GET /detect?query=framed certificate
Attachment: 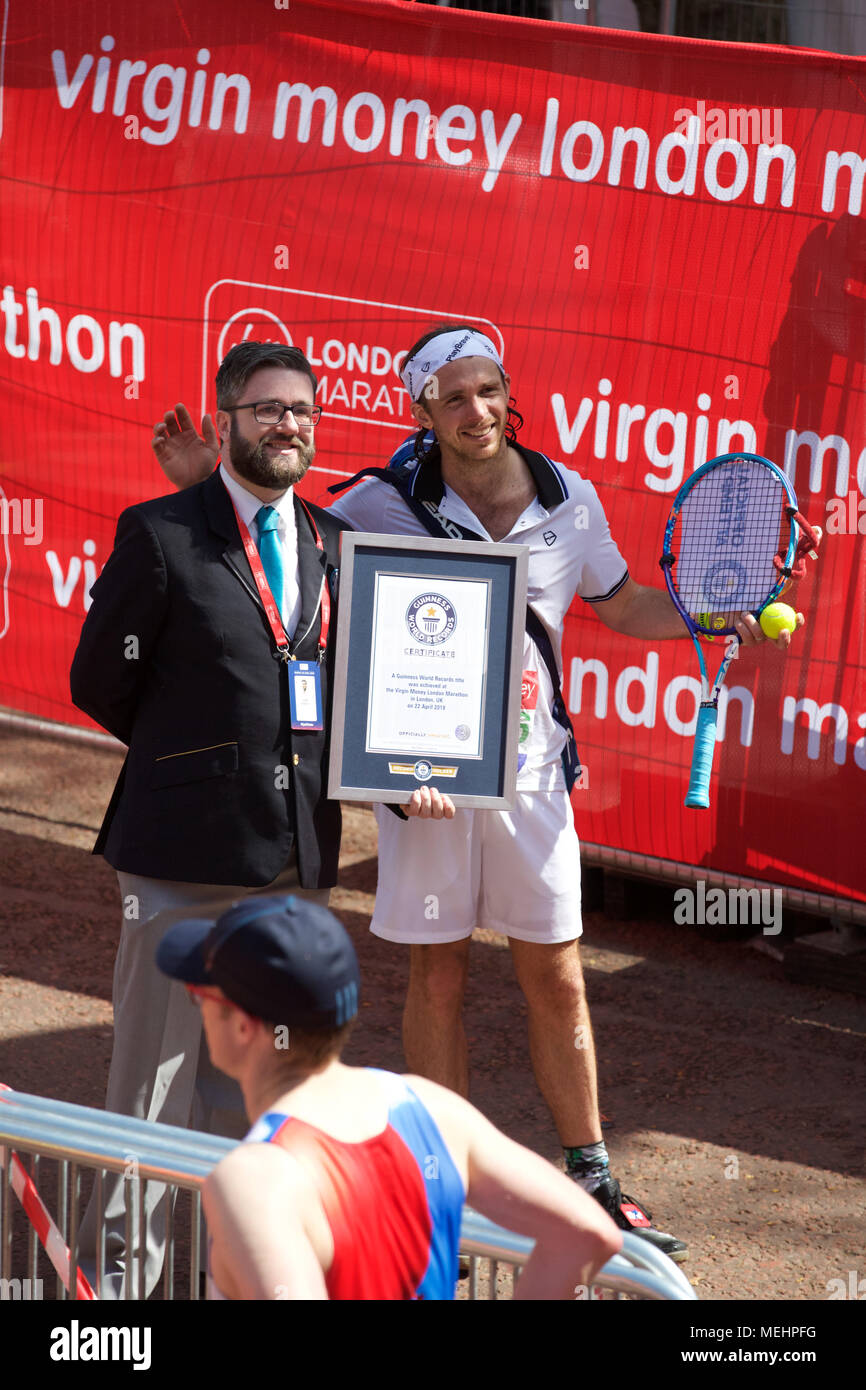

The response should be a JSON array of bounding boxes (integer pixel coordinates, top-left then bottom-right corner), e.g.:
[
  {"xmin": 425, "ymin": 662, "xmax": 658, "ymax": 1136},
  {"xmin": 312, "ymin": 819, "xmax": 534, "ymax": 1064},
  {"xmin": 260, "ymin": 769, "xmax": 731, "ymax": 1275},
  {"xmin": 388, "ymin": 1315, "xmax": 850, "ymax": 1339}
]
[{"xmin": 329, "ymin": 533, "xmax": 529, "ymax": 809}]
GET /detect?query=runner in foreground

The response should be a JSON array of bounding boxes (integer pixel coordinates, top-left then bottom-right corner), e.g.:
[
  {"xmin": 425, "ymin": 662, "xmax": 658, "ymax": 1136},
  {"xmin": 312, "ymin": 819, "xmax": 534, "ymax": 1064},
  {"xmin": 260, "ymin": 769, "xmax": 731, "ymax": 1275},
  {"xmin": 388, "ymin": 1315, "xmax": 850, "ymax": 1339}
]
[{"xmin": 156, "ymin": 893, "xmax": 622, "ymax": 1300}]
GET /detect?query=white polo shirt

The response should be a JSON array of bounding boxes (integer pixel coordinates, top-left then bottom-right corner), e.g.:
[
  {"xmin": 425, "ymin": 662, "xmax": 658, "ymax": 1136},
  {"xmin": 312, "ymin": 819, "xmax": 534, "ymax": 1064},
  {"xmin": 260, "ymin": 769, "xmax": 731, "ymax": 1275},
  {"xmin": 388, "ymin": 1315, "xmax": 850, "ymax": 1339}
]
[{"xmin": 328, "ymin": 443, "xmax": 628, "ymax": 790}]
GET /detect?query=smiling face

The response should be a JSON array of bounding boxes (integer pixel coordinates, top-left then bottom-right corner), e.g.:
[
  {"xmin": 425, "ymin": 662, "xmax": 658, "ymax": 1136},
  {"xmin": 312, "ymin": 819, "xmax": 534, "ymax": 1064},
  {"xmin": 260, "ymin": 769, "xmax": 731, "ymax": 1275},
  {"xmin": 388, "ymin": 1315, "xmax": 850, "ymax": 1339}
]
[
  {"xmin": 411, "ymin": 357, "xmax": 511, "ymax": 466},
  {"xmin": 217, "ymin": 366, "xmax": 316, "ymax": 494}
]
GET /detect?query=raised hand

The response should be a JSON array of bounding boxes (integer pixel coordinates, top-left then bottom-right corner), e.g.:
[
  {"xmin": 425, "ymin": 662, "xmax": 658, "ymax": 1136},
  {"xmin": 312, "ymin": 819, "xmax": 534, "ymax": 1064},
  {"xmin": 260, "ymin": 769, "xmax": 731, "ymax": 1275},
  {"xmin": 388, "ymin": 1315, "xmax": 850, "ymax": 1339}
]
[{"xmin": 152, "ymin": 404, "xmax": 220, "ymax": 491}]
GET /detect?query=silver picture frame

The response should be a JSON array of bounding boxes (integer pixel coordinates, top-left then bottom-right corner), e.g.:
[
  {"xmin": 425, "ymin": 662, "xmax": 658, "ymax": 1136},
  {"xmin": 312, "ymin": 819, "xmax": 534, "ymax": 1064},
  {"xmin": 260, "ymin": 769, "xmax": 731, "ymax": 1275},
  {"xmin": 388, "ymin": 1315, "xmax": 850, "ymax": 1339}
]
[{"xmin": 329, "ymin": 532, "xmax": 529, "ymax": 809}]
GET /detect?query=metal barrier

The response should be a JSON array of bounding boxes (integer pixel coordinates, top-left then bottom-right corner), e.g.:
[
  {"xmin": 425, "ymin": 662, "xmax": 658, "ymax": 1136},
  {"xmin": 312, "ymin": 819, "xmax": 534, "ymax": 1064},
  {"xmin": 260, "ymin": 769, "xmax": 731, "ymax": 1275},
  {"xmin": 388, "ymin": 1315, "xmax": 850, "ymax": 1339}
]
[
  {"xmin": 459, "ymin": 1206, "xmax": 696, "ymax": 1300},
  {"xmin": 0, "ymin": 1089, "xmax": 227, "ymax": 1301},
  {"xmin": 0, "ymin": 1089, "xmax": 696, "ymax": 1301}
]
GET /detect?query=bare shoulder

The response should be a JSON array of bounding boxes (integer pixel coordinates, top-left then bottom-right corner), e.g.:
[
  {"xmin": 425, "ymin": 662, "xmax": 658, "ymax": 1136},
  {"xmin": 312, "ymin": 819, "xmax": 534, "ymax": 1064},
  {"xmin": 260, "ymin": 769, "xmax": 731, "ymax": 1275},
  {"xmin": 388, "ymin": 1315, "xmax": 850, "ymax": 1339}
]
[
  {"xmin": 204, "ymin": 1142, "xmax": 332, "ymax": 1298},
  {"xmin": 205, "ymin": 1141, "xmax": 313, "ymax": 1201}
]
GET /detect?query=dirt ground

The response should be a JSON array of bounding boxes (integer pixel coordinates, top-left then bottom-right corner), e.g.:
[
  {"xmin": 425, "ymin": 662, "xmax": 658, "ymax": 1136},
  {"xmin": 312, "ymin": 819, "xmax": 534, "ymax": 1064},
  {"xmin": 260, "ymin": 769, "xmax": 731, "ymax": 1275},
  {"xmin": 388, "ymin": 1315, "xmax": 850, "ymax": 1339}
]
[{"xmin": 0, "ymin": 722, "xmax": 863, "ymax": 1304}]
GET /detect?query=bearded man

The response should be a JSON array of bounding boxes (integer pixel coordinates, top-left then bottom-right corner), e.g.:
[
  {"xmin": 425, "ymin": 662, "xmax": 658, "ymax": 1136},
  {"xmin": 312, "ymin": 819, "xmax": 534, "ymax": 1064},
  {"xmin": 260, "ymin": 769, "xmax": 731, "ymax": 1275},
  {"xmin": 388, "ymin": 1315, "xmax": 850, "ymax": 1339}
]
[{"xmin": 70, "ymin": 342, "xmax": 347, "ymax": 1298}]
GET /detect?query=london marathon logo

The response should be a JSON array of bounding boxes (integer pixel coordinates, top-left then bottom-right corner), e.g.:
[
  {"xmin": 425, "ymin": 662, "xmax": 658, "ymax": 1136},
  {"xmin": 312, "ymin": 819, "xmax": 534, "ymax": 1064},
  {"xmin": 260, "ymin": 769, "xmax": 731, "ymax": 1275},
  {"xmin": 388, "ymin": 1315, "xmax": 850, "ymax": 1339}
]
[{"xmin": 406, "ymin": 593, "xmax": 457, "ymax": 645}]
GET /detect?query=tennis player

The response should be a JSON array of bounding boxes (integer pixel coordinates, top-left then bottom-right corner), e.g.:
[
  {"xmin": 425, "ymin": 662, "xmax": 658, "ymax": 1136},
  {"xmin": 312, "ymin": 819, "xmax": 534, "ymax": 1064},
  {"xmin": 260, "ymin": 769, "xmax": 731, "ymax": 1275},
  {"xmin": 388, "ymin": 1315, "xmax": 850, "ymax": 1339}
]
[{"xmin": 156, "ymin": 894, "xmax": 623, "ymax": 1300}]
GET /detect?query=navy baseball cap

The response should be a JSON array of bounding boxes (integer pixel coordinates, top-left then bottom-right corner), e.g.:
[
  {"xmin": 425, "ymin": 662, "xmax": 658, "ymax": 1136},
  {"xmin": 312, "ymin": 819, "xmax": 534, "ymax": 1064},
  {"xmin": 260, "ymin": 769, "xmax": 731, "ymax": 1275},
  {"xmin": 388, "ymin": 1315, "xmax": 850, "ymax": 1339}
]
[{"xmin": 156, "ymin": 894, "xmax": 361, "ymax": 1028}]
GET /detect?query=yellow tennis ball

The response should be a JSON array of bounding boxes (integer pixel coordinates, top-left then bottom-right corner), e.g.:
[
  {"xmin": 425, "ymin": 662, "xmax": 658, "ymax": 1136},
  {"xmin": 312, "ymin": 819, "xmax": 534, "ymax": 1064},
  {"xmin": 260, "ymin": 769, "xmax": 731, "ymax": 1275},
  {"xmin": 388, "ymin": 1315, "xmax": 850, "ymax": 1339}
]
[{"xmin": 759, "ymin": 602, "xmax": 797, "ymax": 638}]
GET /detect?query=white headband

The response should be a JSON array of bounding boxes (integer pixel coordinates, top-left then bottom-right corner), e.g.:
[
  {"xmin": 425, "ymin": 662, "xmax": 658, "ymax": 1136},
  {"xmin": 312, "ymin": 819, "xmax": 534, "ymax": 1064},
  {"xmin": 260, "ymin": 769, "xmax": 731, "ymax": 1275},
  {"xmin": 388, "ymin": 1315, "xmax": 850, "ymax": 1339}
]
[{"xmin": 400, "ymin": 328, "xmax": 504, "ymax": 402}]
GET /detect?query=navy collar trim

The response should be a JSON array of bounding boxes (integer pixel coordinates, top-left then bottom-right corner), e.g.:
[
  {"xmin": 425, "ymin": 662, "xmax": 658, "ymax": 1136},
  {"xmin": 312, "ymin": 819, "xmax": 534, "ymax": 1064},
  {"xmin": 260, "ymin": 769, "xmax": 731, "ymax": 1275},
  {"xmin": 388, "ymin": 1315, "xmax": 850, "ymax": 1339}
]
[{"xmin": 407, "ymin": 440, "xmax": 569, "ymax": 511}]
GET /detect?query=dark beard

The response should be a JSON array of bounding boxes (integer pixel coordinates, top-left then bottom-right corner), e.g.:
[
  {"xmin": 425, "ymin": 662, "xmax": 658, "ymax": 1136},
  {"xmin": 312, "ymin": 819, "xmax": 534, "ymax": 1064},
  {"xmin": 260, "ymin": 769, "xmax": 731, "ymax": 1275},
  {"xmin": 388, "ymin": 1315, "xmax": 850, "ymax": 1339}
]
[{"xmin": 228, "ymin": 415, "xmax": 315, "ymax": 490}]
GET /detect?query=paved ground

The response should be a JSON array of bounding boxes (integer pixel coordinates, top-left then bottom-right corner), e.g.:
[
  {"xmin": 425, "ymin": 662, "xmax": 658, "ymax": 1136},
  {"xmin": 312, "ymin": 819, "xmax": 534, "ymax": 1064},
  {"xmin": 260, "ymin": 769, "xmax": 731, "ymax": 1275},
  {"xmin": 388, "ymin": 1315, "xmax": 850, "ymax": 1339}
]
[{"xmin": 0, "ymin": 723, "xmax": 863, "ymax": 1303}]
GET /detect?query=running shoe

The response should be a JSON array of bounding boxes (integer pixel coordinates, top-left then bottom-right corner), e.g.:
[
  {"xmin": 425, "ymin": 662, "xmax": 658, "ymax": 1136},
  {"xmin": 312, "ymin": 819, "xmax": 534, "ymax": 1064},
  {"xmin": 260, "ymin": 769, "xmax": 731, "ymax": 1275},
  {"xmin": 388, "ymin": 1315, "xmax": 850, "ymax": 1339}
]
[{"xmin": 590, "ymin": 1177, "xmax": 688, "ymax": 1262}]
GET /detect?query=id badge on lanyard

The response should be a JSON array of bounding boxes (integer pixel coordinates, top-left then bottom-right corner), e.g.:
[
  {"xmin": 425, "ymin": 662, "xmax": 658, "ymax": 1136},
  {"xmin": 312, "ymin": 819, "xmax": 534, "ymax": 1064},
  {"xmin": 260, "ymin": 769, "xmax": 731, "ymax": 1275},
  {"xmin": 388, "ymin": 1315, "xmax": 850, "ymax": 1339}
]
[{"xmin": 288, "ymin": 660, "xmax": 323, "ymax": 730}]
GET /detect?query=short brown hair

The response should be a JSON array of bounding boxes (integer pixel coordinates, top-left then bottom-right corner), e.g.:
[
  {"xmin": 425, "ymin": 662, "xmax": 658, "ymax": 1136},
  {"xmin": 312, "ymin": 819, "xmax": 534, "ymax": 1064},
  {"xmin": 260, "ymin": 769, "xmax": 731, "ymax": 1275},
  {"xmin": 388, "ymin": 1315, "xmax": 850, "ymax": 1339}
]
[
  {"xmin": 268, "ymin": 1017, "xmax": 357, "ymax": 1070},
  {"xmin": 215, "ymin": 341, "xmax": 317, "ymax": 409}
]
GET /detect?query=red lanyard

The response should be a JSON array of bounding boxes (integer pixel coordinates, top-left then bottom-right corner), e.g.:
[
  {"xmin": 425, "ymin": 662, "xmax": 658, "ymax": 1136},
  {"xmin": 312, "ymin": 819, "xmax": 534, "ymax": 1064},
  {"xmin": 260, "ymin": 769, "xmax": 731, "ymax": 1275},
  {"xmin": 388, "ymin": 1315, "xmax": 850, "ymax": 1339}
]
[{"xmin": 226, "ymin": 490, "xmax": 330, "ymax": 658}]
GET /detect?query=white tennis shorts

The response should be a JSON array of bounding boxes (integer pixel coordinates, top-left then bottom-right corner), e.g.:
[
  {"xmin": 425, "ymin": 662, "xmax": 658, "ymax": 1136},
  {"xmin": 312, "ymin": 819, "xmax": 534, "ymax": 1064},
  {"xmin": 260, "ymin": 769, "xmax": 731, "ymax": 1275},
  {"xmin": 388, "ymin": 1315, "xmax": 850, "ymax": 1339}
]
[{"xmin": 370, "ymin": 789, "xmax": 582, "ymax": 945}]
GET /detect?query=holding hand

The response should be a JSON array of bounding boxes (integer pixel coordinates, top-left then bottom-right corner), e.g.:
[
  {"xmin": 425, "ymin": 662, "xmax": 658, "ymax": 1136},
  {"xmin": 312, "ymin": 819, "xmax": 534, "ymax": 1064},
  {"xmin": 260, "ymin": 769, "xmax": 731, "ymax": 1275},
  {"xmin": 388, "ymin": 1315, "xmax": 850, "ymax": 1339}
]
[
  {"xmin": 152, "ymin": 404, "xmax": 220, "ymax": 490},
  {"xmin": 405, "ymin": 786, "xmax": 456, "ymax": 819},
  {"xmin": 733, "ymin": 523, "xmax": 822, "ymax": 651},
  {"xmin": 733, "ymin": 608, "xmax": 803, "ymax": 650}
]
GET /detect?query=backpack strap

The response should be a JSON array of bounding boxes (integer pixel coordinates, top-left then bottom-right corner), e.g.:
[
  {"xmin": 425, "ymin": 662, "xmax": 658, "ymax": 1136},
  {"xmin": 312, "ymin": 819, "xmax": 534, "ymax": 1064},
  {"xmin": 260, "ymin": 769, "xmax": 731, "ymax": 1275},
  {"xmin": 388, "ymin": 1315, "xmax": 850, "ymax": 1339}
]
[{"xmin": 523, "ymin": 609, "xmax": 582, "ymax": 793}]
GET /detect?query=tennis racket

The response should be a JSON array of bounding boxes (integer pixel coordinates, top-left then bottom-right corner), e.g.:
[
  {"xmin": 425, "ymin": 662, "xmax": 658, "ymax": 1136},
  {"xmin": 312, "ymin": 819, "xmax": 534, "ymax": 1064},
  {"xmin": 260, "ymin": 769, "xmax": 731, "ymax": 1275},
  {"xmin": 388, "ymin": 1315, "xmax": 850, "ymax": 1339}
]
[{"xmin": 660, "ymin": 452, "xmax": 817, "ymax": 809}]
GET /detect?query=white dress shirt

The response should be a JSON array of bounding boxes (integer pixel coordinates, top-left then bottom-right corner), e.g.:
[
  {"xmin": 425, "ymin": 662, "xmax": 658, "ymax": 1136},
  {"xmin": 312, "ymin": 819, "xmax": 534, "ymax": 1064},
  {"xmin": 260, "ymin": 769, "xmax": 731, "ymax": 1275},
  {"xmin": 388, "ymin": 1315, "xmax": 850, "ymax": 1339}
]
[{"xmin": 219, "ymin": 463, "xmax": 302, "ymax": 637}]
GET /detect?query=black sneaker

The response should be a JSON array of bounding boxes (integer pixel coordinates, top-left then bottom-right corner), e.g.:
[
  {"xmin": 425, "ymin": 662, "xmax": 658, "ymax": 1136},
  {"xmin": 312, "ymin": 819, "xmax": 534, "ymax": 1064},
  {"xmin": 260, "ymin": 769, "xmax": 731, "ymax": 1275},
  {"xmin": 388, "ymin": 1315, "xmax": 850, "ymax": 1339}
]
[{"xmin": 590, "ymin": 1177, "xmax": 688, "ymax": 1263}]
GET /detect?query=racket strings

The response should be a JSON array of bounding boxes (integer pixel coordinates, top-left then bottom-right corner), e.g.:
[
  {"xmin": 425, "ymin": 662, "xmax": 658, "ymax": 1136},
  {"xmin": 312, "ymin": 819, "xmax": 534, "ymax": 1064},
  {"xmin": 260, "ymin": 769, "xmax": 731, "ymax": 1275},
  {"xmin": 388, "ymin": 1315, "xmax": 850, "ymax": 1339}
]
[{"xmin": 669, "ymin": 460, "xmax": 790, "ymax": 634}]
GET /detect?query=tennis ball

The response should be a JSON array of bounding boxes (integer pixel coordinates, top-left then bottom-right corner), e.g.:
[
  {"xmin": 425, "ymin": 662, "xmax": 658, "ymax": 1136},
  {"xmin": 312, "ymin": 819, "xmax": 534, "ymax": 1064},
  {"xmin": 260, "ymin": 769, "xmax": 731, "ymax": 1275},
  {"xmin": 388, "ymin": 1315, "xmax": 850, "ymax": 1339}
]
[{"xmin": 759, "ymin": 602, "xmax": 797, "ymax": 638}]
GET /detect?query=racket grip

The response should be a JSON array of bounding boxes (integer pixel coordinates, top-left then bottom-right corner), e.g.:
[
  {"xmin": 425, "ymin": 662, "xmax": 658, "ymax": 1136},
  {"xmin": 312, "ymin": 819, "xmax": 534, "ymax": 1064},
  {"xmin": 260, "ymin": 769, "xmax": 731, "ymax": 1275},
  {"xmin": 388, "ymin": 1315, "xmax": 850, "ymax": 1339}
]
[{"xmin": 685, "ymin": 704, "xmax": 718, "ymax": 809}]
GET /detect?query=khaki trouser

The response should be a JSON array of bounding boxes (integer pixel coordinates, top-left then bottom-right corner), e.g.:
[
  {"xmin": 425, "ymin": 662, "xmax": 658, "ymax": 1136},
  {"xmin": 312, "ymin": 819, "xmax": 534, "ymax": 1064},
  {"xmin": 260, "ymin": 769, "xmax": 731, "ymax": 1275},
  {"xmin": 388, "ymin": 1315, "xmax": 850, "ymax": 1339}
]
[{"xmin": 77, "ymin": 859, "xmax": 329, "ymax": 1300}]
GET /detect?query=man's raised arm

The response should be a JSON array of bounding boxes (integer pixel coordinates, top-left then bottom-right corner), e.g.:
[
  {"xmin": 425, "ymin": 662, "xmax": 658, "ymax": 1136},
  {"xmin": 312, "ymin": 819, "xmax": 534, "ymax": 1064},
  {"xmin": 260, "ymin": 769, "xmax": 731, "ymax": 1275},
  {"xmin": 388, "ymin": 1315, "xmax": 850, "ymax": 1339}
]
[
  {"xmin": 152, "ymin": 404, "xmax": 219, "ymax": 490},
  {"xmin": 408, "ymin": 1076, "xmax": 622, "ymax": 1300}
]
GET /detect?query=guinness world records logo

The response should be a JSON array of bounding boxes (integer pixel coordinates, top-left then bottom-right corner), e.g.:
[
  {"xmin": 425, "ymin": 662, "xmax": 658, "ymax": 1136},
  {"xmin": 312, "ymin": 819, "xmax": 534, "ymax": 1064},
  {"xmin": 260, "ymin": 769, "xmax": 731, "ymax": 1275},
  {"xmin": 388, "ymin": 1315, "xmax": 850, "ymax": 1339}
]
[{"xmin": 406, "ymin": 593, "xmax": 457, "ymax": 645}]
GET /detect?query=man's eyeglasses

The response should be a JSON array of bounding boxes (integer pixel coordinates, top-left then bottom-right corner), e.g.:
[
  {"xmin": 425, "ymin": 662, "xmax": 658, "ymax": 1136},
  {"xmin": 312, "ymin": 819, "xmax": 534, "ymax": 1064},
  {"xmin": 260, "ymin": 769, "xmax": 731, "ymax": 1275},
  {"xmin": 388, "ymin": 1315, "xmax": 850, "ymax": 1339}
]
[{"xmin": 223, "ymin": 401, "xmax": 322, "ymax": 428}]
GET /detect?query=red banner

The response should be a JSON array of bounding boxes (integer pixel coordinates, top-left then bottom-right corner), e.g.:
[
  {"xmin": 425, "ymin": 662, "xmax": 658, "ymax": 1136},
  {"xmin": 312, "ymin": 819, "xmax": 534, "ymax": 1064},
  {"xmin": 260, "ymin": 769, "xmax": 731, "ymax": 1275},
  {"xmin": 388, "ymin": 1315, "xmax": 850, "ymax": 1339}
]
[{"xmin": 1, "ymin": 1, "xmax": 864, "ymax": 906}]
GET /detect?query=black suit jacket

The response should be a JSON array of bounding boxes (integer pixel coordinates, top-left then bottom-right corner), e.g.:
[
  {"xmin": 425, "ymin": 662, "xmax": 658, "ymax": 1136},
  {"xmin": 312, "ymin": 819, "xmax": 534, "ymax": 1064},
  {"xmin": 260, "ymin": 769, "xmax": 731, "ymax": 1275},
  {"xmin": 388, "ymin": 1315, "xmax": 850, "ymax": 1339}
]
[{"xmin": 70, "ymin": 471, "xmax": 348, "ymax": 888}]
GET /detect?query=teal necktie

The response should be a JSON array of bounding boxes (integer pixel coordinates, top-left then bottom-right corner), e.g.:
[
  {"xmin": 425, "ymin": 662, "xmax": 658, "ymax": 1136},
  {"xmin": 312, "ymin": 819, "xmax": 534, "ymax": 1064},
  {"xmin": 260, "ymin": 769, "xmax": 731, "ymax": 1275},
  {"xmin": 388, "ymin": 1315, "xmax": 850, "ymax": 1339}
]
[{"xmin": 255, "ymin": 505, "xmax": 285, "ymax": 620}]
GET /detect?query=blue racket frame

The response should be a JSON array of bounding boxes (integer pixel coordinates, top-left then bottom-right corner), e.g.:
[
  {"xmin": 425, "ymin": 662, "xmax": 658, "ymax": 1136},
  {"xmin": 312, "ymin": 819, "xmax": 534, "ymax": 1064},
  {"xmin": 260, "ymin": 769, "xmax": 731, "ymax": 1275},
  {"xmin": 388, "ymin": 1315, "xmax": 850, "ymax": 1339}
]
[{"xmin": 660, "ymin": 453, "xmax": 800, "ymax": 809}]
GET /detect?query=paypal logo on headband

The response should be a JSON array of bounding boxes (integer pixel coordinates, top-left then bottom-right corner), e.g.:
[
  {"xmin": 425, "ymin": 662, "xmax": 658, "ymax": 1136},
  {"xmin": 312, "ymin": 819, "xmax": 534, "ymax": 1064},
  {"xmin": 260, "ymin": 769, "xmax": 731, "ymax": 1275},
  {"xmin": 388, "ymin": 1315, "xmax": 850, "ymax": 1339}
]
[{"xmin": 400, "ymin": 328, "xmax": 504, "ymax": 402}]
